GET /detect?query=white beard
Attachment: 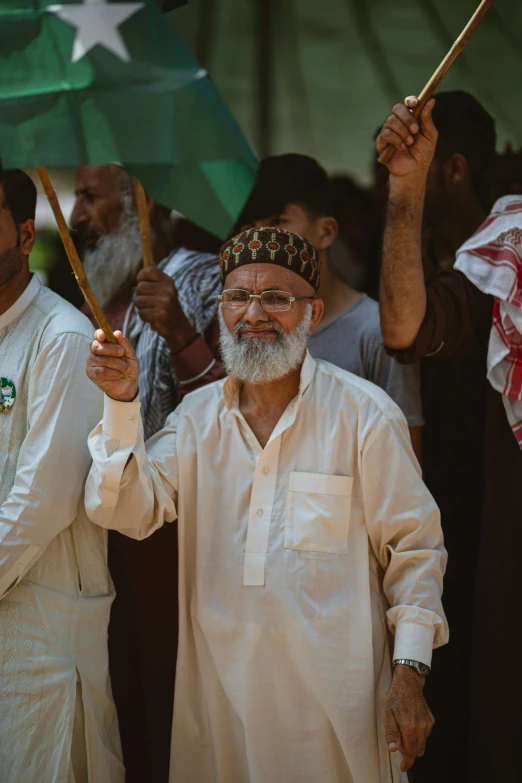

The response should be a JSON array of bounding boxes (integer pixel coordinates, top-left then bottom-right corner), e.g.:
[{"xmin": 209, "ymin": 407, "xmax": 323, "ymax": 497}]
[
  {"xmin": 218, "ymin": 304, "xmax": 313, "ymax": 385},
  {"xmin": 83, "ymin": 207, "xmax": 143, "ymax": 307}
]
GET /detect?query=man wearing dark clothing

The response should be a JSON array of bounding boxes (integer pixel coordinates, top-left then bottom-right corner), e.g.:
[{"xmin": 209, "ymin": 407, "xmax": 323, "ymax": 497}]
[{"xmin": 377, "ymin": 92, "xmax": 522, "ymax": 782}]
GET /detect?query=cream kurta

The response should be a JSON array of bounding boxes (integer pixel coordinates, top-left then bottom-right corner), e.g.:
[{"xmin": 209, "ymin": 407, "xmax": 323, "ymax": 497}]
[
  {"xmin": 0, "ymin": 277, "xmax": 123, "ymax": 783},
  {"xmin": 86, "ymin": 352, "xmax": 448, "ymax": 783}
]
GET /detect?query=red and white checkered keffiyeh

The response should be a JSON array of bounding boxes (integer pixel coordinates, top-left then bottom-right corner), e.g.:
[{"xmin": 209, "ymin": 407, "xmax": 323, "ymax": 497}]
[{"xmin": 455, "ymin": 196, "xmax": 522, "ymax": 449}]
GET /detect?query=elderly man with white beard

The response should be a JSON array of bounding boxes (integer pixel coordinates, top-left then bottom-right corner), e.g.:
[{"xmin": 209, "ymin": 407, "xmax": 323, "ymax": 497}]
[{"xmin": 84, "ymin": 227, "xmax": 448, "ymax": 783}]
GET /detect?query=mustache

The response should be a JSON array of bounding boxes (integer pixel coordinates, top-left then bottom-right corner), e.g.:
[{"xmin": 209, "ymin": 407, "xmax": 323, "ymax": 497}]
[
  {"xmin": 75, "ymin": 224, "xmax": 103, "ymax": 246},
  {"xmin": 233, "ymin": 319, "xmax": 284, "ymax": 338}
]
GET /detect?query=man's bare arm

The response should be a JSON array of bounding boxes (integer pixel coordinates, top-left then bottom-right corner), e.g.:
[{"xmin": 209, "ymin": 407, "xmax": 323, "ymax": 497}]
[
  {"xmin": 381, "ymin": 179, "xmax": 427, "ymax": 348},
  {"xmin": 377, "ymin": 97, "xmax": 439, "ymax": 350}
]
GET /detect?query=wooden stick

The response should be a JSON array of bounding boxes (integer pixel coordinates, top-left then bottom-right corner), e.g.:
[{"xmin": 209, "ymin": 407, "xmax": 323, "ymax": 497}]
[
  {"xmin": 133, "ymin": 178, "xmax": 155, "ymax": 268},
  {"xmin": 378, "ymin": 0, "xmax": 494, "ymax": 165},
  {"xmin": 36, "ymin": 167, "xmax": 116, "ymax": 342}
]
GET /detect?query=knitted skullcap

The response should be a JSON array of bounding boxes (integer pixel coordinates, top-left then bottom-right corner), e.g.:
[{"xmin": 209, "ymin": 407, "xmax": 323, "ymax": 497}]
[{"xmin": 219, "ymin": 227, "xmax": 320, "ymax": 290}]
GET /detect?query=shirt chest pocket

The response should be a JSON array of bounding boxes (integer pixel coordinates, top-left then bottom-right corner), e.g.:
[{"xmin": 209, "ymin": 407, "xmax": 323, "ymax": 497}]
[{"xmin": 284, "ymin": 472, "xmax": 353, "ymax": 554}]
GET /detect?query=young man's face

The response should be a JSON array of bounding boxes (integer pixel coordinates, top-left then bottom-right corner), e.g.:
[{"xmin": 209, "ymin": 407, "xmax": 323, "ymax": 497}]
[{"xmin": 240, "ymin": 203, "xmax": 323, "ymax": 247}]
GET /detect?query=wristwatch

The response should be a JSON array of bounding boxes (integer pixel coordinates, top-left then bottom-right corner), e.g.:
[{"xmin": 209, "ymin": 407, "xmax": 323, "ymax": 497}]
[{"xmin": 393, "ymin": 659, "xmax": 431, "ymax": 677}]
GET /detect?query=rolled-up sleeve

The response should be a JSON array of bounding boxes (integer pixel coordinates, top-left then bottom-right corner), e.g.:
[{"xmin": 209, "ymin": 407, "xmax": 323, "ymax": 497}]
[
  {"xmin": 386, "ymin": 268, "xmax": 492, "ymax": 364},
  {"xmin": 361, "ymin": 406, "xmax": 449, "ymax": 666},
  {"xmin": 86, "ymin": 395, "xmax": 180, "ymax": 540},
  {"xmin": 0, "ymin": 332, "xmax": 103, "ymax": 599}
]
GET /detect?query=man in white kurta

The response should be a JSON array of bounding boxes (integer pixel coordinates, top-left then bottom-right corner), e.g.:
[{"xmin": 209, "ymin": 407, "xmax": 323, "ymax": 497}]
[
  {"xmin": 86, "ymin": 227, "xmax": 448, "ymax": 783},
  {"xmin": 0, "ymin": 169, "xmax": 123, "ymax": 782}
]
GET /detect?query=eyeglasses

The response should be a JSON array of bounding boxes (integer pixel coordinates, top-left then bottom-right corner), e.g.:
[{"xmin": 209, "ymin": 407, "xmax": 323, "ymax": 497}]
[{"xmin": 219, "ymin": 289, "xmax": 316, "ymax": 313}]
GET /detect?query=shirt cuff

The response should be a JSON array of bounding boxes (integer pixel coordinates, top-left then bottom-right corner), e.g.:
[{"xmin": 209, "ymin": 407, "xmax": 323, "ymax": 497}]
[
  {"xmin": 103, "ymin": 393, "xmax": 141, "ymax": 441},
  {"xmin": 393, "ymin": 621, "xmax": 435, "ymax": 668},
  {"xmin": 171, "ymin": 335, "xmax": 215, "ymax": 383}
]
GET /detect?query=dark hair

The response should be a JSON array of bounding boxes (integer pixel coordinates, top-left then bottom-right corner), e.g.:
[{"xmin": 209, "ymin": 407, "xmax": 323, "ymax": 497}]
[
  {"xmin": 432, "ymin": 91, "xmax": 497, "ymax": 210},
  {"xmin": 0, "ymin": 169, "xmax": 37, "ymax": 228},
  {"xmin": 238, "ymin": 153, "xmax": 333, "ymax": 226}
]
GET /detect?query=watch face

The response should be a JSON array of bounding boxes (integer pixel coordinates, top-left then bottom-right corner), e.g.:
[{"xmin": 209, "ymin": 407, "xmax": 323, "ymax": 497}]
[{"xmin": 418, "ymin": 663, "xmax": 430, "ymax": 676}]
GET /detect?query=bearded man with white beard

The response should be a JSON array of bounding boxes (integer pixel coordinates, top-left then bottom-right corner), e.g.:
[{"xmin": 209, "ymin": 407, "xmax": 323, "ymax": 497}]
[
  {"xmin": 84, "ymin": 227, "xmax": 448, "ymax": 783},
  {"xmin": 71, "ymin": 165, "xmax": 224, "ymax": 436},
  {"xmin": 71, "ymin": 164, "xmax": 224, "ymax": 783}
]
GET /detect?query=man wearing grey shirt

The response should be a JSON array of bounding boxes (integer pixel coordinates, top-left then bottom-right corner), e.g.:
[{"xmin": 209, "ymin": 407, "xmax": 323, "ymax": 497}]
[
  {"xmin": 308, "ymin": 294, "xmax": 423, "ymax": 424},
  {"xmin": 238, "ymin": 153, "xmax": 423, "ymax": 457}
]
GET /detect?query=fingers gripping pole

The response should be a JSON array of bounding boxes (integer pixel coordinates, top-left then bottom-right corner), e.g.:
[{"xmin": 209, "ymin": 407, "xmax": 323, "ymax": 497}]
[
  {"xmin": 36, "ymin": 167, "xmax": 116, "ymax": 343},
  {"xmin": 133, "ymin": 178, "xmax": 155, "ymax": 268},
  {"xmin": 378, "ymin": 0, "xmax": 494, "ymax": 165}
]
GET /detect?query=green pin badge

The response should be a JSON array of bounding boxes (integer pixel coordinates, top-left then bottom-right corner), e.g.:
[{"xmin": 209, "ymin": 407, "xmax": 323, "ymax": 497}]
[{"xmin": 0, "ymin": 378, "xmax": 16, "ymax": 412}]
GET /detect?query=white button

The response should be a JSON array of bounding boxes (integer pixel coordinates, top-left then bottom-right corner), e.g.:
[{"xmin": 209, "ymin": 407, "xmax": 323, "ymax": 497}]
[
  {"xmin": 257, "ymin": 509, "xmax": 264, "ymax": 517},
  {"xmin": 262, "ymin": 466, "xmax": 269, "ymax": 475}
]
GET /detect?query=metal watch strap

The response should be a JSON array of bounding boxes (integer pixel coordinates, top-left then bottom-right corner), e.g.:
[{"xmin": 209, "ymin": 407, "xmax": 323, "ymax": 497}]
[{"xmin": 393, "ymin": 658, "xmax": 431, "ymax": 677}]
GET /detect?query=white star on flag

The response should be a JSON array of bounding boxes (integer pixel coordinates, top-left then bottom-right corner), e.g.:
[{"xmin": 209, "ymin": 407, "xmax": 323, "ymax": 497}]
[{"xmin": 47, "ymin": 0, "xmax": 144, "ymax": 63}]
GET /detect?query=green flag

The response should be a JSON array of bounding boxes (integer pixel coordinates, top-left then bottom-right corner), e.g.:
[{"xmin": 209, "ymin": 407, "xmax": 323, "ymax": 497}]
[{"xmin": 0, "ymin": 0, "xmax": 257, "ymax": 239}]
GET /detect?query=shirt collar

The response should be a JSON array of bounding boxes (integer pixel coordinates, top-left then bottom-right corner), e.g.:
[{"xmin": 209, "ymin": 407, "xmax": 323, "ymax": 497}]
[
  {"xmin": 0, "ymin": 274, "xmax": 41, "ymax": 332},
  {"xmin": 223, "ymin": 349, "xmax": 317, "ymax": 412}
]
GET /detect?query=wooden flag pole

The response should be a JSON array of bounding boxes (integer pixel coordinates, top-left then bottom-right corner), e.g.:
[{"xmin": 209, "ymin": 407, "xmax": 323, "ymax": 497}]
[
  {"xmin": 133, "ymin": 178, "xmax": 155, "ymax": 268},
  {"xmin": 378, "ymin": 0, "xmax": 494, "ymax": 165},
  {"xmin": 36, "ymin": 167, "xmax": 116, "ymax": 343}
]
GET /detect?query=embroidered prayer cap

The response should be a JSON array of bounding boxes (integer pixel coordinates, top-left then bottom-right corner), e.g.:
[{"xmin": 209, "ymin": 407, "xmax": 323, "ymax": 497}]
[{"xmin": 219, "ymin": 227, "xmax": 320, "ymax": 290}]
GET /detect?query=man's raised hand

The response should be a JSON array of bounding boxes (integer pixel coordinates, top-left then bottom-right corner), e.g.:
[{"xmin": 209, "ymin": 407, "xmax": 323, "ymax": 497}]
[
  {"xmin": 377, "ymin": 97, "xmax": 438, "ymax": 179},
  {"xmin": 135, "ymin": 267, "xmax": 196, "ymax": 355},
  {"xmin": 87, "ymin": 330, "xmax": 139, "ymax": 402}
]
